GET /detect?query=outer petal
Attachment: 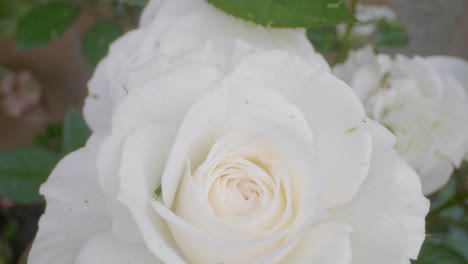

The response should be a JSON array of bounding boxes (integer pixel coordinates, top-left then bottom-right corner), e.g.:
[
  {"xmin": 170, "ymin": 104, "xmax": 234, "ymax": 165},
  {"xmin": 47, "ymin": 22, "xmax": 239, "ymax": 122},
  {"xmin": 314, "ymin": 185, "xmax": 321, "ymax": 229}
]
[
  {"xmin": 75, "ymin": 232, "xmax": 160, "ymax": 264},
  {"xmin": 96, "ymin": 132, "xmax": 144, "ymax": 243},
  {"xmin": 84, "ymin": 29, "xmax": 143, "ymax": 132},
  {"xmin": 329, "ymin": 120, "xmax": 430, "ymax": 264},
  {"xmin": 118, "ymin": 123, "xmax": 186, "ymax": 263},
  {"xmin": 83, "ymin": 58, "xmax": 113, "ymax": 132},
  {"xmin": 86, "ymin": 0, "xmax": 329, "ymax": 132},
  {"xmin": 93, "ymin": 62, "xmax": 224, "ymax": 247},
  {"xmin": 427, "ymin": 56, "xmax": 468, "ymax": 162},
  {"xmin": 436, "ymin": 74, "xmax": 468, "ymax": 166},
  {"xmin": 139, "ymin": 0, "xmax": 168, "ymax": 26},
  {"xmin": 113, "ymin": 63, "xmax": 223, "ymax": 133},
  {"xmin": 332, "ymin": 45, "xmax": 377, "ymax": 85},
  {"xmin": 426, "ymin": 56, "xmax": 468, "ymax": 89},
  {"xmin": 138, "ymin": 0, "xmax": 329, "ymax": 71},
  {"xmin": 281, "ymin": 222, "xmax": 352, "ymax": 264},
  {"xmin": 28, "ymin": 135, "xmax": 109, "ymax": 264},
  {"xmin": 420, "ymin": 159, "xmax": 453, "ymax": 194},
  {"xmin": 127, "ymin": 40, "xmax": 254, "ymax": 90},
  {"xmin": 227, "ymin": 50, "xmax": 372, "ymax": 208}
]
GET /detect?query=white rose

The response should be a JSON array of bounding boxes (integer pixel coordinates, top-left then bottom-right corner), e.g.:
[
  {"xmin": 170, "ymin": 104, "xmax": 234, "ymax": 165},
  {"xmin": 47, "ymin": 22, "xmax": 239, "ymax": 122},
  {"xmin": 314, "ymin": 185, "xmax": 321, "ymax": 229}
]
[
  {"xmin": 333, "ymin": 46, "xmax": 468, "ymax": 194},
  {"xmin": 337, "ymin": 4, "xmax": 396, "ymax": 39},
  {"xmin": 423, "ymin": 56, "xmax": 468, "ymax": 161},
  {"xmin": 29, "ymin": 1, "xmax": 429, "ymax": 264}
]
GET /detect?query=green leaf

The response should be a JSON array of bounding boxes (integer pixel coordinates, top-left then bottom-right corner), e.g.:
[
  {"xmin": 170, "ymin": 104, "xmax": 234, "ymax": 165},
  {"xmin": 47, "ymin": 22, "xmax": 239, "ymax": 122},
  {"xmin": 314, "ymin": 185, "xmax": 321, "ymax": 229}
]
[
  {"xmin": 431, "ymin": 177, "xmax": 456, "ymax": 210},
  {"xmin": 15, "ymin": 2, "xmax": 79, "ymax": 50},
  {"xmin": 446, "ymin": 227, "xmax": 468, "ymax": 259},
  {"xmin": 413, "ymin": 242, "xmax": 466, "ymax": 264},
  {"xmin": 154, "ymin": 186, "xmax": 162, "ymax": 197},
  {"xmin": 32, "ymin": 123, "xmax": 63, "ymax": 153},
  {"xmin": 119, "ymin": 0, "xmax": 148, "ymax": 6},
  {"xmin": 307, "ymin": 26, "xmax": 338, "ymax": 53},
  {"xmin": 375, "ymin": 19, "xmax": 409, "ymax": 46},
  {"xmin": 207, "ymin": 0, "xmax": 355, "ymax": 28},
  {"xmin": 82, "ymin": 20, "xmax": 123, "ymax": 66},
  {"xmin": 0, "ymin": 0, "xmax": 17, "ymax": 38},
  {"xmin": 62, "ymin": 108, "xmax": 91, "ymax": 154},
  {"xmin": 0, "ymin": 0, "xmax": 14, "ymax": 18},
  {"xmin": 0, "ymin": 147, "xmax": 60, "ymax": 204}
]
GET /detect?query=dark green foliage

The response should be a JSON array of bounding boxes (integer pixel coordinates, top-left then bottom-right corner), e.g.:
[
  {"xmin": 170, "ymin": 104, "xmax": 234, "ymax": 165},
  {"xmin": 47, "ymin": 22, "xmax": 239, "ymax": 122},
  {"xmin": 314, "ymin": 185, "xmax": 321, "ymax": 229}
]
[
  {"xmin": 375, "ymin": 19, "xmax": 409, "ymax": 46},
  {"xmin": 207, "ymin": 0, "xmax": 355, "ymax": 28},
  {"xmin": 82, "ymin": 20, "xmax": 123, "ymax": 66},
  {"xmin": 16, "ymin": 2, "xmax": 79, "ymax": 50}
]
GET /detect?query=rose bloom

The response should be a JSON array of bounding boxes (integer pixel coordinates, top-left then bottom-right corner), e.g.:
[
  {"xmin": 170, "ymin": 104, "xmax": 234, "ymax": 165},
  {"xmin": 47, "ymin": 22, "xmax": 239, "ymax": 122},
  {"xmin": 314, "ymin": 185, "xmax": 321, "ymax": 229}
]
[
  {"xmin": 29, "ymin": 0, "xmax": 429, "ymax": 263},
  {"xmin": 333, "ymin": 46, "xmax": 468, "ymax": 195}
]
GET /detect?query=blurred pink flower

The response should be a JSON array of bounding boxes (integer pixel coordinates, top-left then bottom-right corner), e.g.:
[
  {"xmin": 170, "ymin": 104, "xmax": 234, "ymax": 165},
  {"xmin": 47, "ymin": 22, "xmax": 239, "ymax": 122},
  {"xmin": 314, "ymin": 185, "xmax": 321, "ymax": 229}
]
[{"xmin": 0, "ymin": 70, "xmax": 46, "ymax": 123}]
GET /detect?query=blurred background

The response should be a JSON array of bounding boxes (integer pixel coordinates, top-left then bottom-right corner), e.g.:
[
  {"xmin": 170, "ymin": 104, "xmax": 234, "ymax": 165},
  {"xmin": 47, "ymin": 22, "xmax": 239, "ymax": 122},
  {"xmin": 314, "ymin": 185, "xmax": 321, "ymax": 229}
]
[{"xmin": 0, "ymin": 0, "xmax": 466, "ymax": 263}]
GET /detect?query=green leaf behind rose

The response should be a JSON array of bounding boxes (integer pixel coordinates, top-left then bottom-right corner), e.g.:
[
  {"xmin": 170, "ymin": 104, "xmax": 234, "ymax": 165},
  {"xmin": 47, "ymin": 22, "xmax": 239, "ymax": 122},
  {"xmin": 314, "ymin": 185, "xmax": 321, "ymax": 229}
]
[
  {"xmin": 207, "ymin": 0, "xmax": 355, "ymax": 28},
  {"xmin": 119, "ymin": 0, "xmax": 149, "ymax": 6},
  {"xmin": 446, "ymin": 227, "xmax": 468, "ymax": 259},
  {"xmin": 412, "ymin": 241, "xmax": 466, "ymax": 264},
  {"xmin": 82, "ymin": 20, "xmax": 123, "ymax": 66},
  {"xmin": 0, "ymin": 147, "xmax": 60, "ymax": 204},
  {"xmin": 306, "ymin": 25, "xmax": 338, "ymax": 53},
  {"xmin": 32, "ymin": 123, "xmax": 63, "ymax": 154},
  {"xmin": 63, "ymin": 108, "xmax": 91, "ymax": 154},
  {"xmin": 15, "ymin": 2, "xmax": 79, "ymax": 50},
  {"xmin": 375, "ymin": 19, "xmax": 409, "ymax": 46}
]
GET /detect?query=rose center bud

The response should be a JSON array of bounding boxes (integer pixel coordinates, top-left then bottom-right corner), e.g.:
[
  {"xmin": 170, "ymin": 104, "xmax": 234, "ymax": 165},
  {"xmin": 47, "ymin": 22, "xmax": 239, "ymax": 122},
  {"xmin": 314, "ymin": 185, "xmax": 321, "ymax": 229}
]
[
  {"xmin": 208, "ymin": 157, "xmax": 274, "ymax": 217},
  {"xmin": 236, "ymin": 179, "xmax": 260, "ymax": 201}
]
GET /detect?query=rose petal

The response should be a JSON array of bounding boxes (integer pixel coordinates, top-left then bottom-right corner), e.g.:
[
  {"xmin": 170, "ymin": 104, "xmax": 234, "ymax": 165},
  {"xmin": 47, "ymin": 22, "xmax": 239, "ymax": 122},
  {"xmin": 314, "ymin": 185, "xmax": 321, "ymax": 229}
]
[
  {"xmin": 333, "ymin": 45, "xmax": 378, "ymax": 85},
  {"xmin": 96, "ymin": 133, "xmax": 144, "ymax": 243},
  {"xmin": 96, "ymin": 61, "xmax": 223, "ymax": 221},
  {"xmin": 420, "ymin": 159, "xmax": 453, "ymax": 195},
  {"xmin": 114, "ymin": 63, "xmax": 223, "ymax": 132},
  {"xmin": 128, "ymin": 40, "xmax": 254, "ymax": 90},
  {"xmin": 86, "ymin": 0, "xmax": 331, "ymax": 130},
  {"xmin": 137, "ymin": 0, "xmax": 329, "ymax": 71},
  {"xmin": 118, "ymin": 123, "xmax": 185, "ymax": 263},
  {"xmin": 161, "ymin": 85, "xmax": 325, "ymax": 221},
  {"xmin": 426, "ymin": 56, "xmax": 468, "ymax": 90},
  {"xmin": 158, "ymin": 85, "xmax": 328, "ymax": 263},
  {"xmin": 94, "ymin": 62, "xmax": 223, "ymax": 246},
  {"xmin": 29, "ymin": 135, "xmax": 110, "ymax": 264},
  {"xmin": 329, "ymin": 119, "xmax": 430, "ymax": 264},
  {"xmin": 227, "ymin": 50, "xmax": 372, "ymax": 208},
  {"xmin": 83, "ymin": 58, "xmax": 113, "ymax": 132},
  {"xmin": 75, "ymin": 232, "xmax": 160, "ymax": 264},
  {"xmin": 281, "ymin": 222, "xmax": 352, "ymax": 264},
  {"xmin": 436, "ymin": 75, "xmax": 468, "ymax": 166},
  {"xmin": 84, "ymin": 29, "xmax": 142, "ymax": 132},
  {"xmin": 152, "ymin": 199, "xmax": 290, "ymax": 264}
]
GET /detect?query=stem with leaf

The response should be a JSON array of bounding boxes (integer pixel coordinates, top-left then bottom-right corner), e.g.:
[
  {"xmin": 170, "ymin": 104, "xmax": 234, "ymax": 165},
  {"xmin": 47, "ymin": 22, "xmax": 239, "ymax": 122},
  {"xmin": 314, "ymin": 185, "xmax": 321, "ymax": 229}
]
[{"xmin": 335, "ymin": 0, "xmax": 358, "ymax": 64}]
